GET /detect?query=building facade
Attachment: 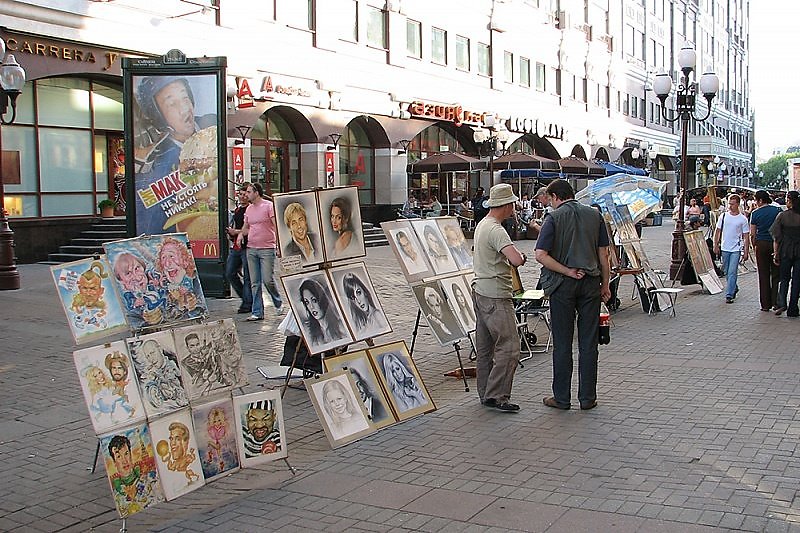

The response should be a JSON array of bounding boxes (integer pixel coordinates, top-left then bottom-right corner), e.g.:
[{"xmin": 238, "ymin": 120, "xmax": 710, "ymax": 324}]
[{"xmin": 0, "ymin": 0, "xmax": 753, "ymax": 262}]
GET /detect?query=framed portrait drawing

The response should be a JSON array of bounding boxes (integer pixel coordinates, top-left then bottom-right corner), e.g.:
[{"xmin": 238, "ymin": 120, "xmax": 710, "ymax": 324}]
[
  {"xmin": 323, "ymin": 350, "xmax": 397, "ymax": 430},
  {"xmin": 51, "ymin": 256, "xmax": 129, "ymax": 345},
  {"xmin": 126, "ymin": 330, "xmax": 189, "ymax": 417},
  {"xmin": 411, "ymin": 281, "xmax": 466, "ymax": 345},
  {"xmin": 435, "ymin": 217, "xmax": 473, "ymax": 271},
  {"xmin": 281, "ymin": 270, "xmax": 354, "ymax": 354},
  {"xmin": 367, "ymin": 341, "xmax": 435, "ymax": 421},
  {"xmin": 172, "ymin": 319, "xmax": 247, "ymax": 401},
  {"xmin": 98, "ymin": 422, "xmax": 165, "ymax": 518},
  {"xmin": 233, "ymin": 389, "xmax": 288, "ymax": 467},
  {"xmin": 328, "ymin": 263, "xmax": 391, "ymax": 342},
  {"xmin": 305, "ymin": 369, "xmax": 375, "ymax": 448},
  {"xmin": 149, "ymin": 408, "xmax": 206, "ymax": 500},
  {"xmin": 74, "ymin": 341, "xmax": 146, "ymax": 435},
  {"xmin": 317, "ymin": 186, "xmax": 366, "ymax": 262},
  {"xmin": 439, "ymin": 275, "xmax": 477, "ymax": 333},
  {"xmin": 191, "ymin": 395, "xmax": 241, "ymax": 482},
  {"xmin": 410, "ymin": 219, "xmax": 459, "ymax": 275},
  {"xmin": 273, "ymin": 190, "xmax": 324, "ymax": 268},
  {"xmin": 381, "ymin": 220, "xmax": 433, "ymax": 283},
  {"xmin": 104, "ymin": 233, "xmax": 208, "ymax": 330}
]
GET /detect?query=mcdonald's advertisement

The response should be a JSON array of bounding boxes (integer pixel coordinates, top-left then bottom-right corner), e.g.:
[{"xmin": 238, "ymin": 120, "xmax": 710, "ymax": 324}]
[{"xmin": 128, "ymin": 69, "xmax": 223, "ymax": 259}]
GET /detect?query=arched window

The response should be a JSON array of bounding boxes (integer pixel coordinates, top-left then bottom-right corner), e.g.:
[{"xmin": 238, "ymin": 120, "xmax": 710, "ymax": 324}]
[{"xmin": 251, "ymin": 110, "xmax": 299, "ymax": 195}]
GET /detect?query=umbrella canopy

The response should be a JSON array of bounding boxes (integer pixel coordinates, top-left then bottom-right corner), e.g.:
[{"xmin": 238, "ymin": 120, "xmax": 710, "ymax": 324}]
[
  {"xmin": 406, "ymin": 152, "xmax": 486, "ymax": 173},
  {"xmin": 558, "ymin": 156, "xmax": 606, "ymax": 176},
  {"xmin": 576, "ymin": 173, "xmax": 667, "ymax": 224},
  {"xmin": 596, "ymin": 160, "xmax": 648, "ymax": 176},
  {"xmin": 492, "ymin": 152, "xmax": 560, "ymax": 171}
]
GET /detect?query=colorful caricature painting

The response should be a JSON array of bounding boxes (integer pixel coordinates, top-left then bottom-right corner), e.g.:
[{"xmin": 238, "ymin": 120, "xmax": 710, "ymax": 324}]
[
  {"xmin": 233, "ymin": 390, "xmax": 288, "ymax": 467},
  {"xmin": 73, "ymin": 341, "xmax": 146, "ymax": 434},
  {"xmin": 99, "ymin": 423, "xmax": 165, "ymax": 518},
  {"xmin": 149, "ymin": 408, "xmax": 206, "ymax": 500},
  {"xmin": 126, "ymin": 330, "xmax": 189, "ymax": 417},
  {"xmin": 191, "ymin": 396, "xmax": 241, "ymax": 481},
  {"xmin": 104, "ymin": 233, "xmax": 207, "ymax": 330},
  {"xmin": 51, "ymin": 256, "xmax": 128, "ymax": 344},
  {"xmin": 173, "ymin": 319, "xmax": 248, "ymax": 401}
]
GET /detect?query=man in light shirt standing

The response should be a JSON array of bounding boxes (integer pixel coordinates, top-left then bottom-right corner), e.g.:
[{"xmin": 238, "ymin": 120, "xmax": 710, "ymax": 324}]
[{"xmin": 713, "ymin": 194, "xmax": 750, "ymax": 304}]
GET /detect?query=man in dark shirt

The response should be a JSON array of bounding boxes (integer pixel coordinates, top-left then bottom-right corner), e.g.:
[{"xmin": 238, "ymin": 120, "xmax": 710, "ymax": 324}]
[
  {"xmin": 225, "ymin": 184, "xmax": 252, "ymax": 313},
  {"xmin": 535, "ymin": 179, "xmax": 611, "ymax": 411}
]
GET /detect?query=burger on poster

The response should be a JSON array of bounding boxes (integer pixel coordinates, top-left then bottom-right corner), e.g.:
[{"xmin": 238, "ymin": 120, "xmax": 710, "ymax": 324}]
[{"xmin": 163, "ymin": 126, "xmax": 219, "ymax": 238}]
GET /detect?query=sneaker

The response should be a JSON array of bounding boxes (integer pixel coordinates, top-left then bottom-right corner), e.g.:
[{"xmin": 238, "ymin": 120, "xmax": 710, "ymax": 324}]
[
  {"xmin": 275, "ymin": 306, "xmax": 285, "ymax": 316},
  {"xmin": 246, "ymin": 315, "xmax": 263, "ymax": 321},
  {"xmin": 725, "ymin": 297, "xmax": 733, "ymax": 304}
]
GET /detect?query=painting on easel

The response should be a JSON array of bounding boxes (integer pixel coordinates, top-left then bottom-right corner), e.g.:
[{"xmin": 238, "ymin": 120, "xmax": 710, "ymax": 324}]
[
  {"xmin": 126, "ymin": 330, "xmax": 189, "ymax": 417},
  {"xmin": 328, "ymin": 262, "xmax": 392, "ymax": 342},
  {"xmin": 149, "ymin": 408, "xmax": 206, "ymax": 500},
  {"xmin": 306, "ymin": 369, "xmax": 376, "ymax": 448},
  {"xmin": 73, "ymin": 341, "xmax": 146, "ymax": 435},
  {"xmin": 323, "ymin": 350, "xmax": 397, "ymax": 429},
  {"xmin": 411, "ymin": 281, "xmax": 466, "ymax": 345},
  {"xmin": 191, "ymin": 396, "xmax": 241, "ymax": 481},
  {"xmin": 381, "ymin": 220, "xmax": 434, "ymax": 283},
  {"xmin": 233, "ymin": 390, "xmax": 288, "ymax": 467},
  {"xmin": 51, "ymin": 256, "xmax": 129, "ymax": 345},
  {"xmin": 367, "ymin": 341, "xmax": 436, "ymax": 421},
  {"xmin": 99, "ymin": 422, "xmax": 164, "ymax": 518}
]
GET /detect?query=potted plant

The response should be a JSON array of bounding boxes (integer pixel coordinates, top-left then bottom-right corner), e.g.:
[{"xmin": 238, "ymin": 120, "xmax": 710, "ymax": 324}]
[{"xmin": 98, "ymin": 199, "xmax": 116, "ymax": 218}]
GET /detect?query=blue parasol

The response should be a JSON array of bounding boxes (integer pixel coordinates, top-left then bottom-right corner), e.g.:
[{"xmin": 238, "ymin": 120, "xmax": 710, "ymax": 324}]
[{"xmin": 576, "ymin": 173, "xmax": 667, "ymax": 224}]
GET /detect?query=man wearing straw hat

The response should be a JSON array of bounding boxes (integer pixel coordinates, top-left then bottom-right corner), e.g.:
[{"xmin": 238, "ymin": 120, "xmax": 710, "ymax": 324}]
[{"xmin": 472, "ymin": 183, "xmax": 528, "ymax": 412}]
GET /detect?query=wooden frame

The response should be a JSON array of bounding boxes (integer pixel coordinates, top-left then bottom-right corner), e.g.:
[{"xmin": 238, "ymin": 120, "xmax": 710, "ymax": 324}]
[
  {"xmin": 305, "ymin": 369, "xmax": 375, "ymax": 448},
  {"xmin": 323, "ymin": 350, "xmax": 398, "ymax": 429},
  {"xmin": 367, "ymin": 341, "xmax": 436, "ymax": 421},
  {"xmin": 381, "ymin": 220, "xmax": 434, "ymax": 282},
  {"xmin": 233, "ymin": 389, "xmax": 288, "ymax": 466},
  {"xmin": 273, "ymin": 190, "xmax": 325, "ymax": 268},
  {"xmin": 327, "ymin": 262, "xmax": 392, "ymax": 342},
  {"xmin": 280, "ymin": 270, "xmax": 354, "ymax": 354}
]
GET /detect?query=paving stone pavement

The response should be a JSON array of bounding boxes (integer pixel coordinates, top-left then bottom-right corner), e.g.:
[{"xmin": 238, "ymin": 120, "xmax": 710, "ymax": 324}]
[{"xmin": 1, "ymin": 224, "xmax": 799, "ymax": 532}]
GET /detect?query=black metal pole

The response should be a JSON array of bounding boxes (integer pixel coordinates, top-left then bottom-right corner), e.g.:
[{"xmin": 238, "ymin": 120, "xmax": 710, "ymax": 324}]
[
  {"xmin": 0, "ymin": 122, "xmax": 21, "ymax": 290},
  {"xmin": 669, "ymin": 103, "xmax": 691, "ymax": 281}
]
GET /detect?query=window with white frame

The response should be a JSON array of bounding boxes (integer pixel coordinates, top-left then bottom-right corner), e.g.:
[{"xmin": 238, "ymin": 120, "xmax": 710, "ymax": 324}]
[
  {"xmin": 366, "ymin": 5, "xmax": 387, "ymax": 48},
  {"xmin": 535, "ymin": 62, "xmax": 545, "ymax": 91},
  {"xmin": 477, "ymin": 43, "xmax": 490, "ymax": 76},
  {"xmin": 280, "ymin": 0, "xmax": 313, "ymax": 30},
  {"xmin": 407, "ymin": 19, "xmax": 422, "ymax": 58},
  {"xmin": 504, "ymin": 51, "xmax": 514, "ymax": 82},
  {"xmin": 432, "ymin": 27, "xmax": 447, "ymax": 64},
  {"xmin": 456, "ymin": 35, "xmax": 470, "ymax": 70},
  {"xmin": 520, "ymin": 57, "xmax": 531, "ymax": 87}
]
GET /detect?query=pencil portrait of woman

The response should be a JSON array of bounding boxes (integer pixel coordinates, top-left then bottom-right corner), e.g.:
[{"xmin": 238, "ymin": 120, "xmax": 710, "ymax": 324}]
[
  {"xmin": 329, "ymin": 264, "xmax": 391, "ymax": 341},
  {"xmin": 412, "ymin": 221, "xmax": 458, "ymax": 274},
  {"xmin": 318, "ymin": 187, "xmax": 365, "ymax": 262},
  {"xmin": 379, "ymin": 351, "xmax": 428, "ymax": 413},
  {"xmin": 443, "ymin": 278, "xmax": 476, "ymax": 332},
  {"xmin": 282, "ymin": 272, "xmax": 353, "ymax": 354},
  {"xmin": 320, "ymin": 378, "xmax": 370, "ymax": 440}
]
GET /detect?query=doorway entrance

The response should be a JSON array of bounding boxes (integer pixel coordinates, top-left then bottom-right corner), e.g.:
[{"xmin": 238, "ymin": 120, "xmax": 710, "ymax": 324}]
[{"xmin": 251, "ymin": 140, "xmax": 290, "ymax": 195}]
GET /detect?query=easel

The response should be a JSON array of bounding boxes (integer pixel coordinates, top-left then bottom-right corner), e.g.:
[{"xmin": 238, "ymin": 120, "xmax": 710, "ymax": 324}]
[{"xmin": 409, "ymin": 309, "xmax": 473, "ymax": 392}]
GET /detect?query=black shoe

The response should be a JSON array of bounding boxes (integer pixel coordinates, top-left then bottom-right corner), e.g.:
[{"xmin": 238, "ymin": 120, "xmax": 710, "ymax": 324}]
[
  {"xmin": 237, "ymin": 308, "xmax": 250, "ymax": 314},
  {"xmin": 543, "ymin": 397, "xmax": 570, "ymax": 410},
  {"xmin": 580, "ymin": 400, "xmax": 598, "ymax": 410},
  {"xmin": 481, "ymin": 398, "xmax": 497, "ymax": 407},
  {"xmin": 788, "ymin": 310, "xmax": 799, "ymax": 318},
  {"xmin": 494, "ymin": 401, "xmax": 520, "ymax": 412},
  {"xmin": 725, "ymin": 297, "xmax": 734, "ymax": 304}
]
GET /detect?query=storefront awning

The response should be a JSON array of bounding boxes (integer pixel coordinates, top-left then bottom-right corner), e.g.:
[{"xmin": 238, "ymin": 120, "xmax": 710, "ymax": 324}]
[{"xmin": 406, "ymin": 152, "xmax": 486, "ymax": 173}]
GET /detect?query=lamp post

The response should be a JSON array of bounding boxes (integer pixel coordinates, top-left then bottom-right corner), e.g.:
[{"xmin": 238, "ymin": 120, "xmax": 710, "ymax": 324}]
[
  {"xmin": 473, "ymin": 116, "xmax": 509, "ymax": 187},
  {"xmin": 653, "ymin": 44, "xmax": 719, "ymax": 280},
  {"xmin": 0, "ymin": 38, "xmax": 26, "ymax": 290}
]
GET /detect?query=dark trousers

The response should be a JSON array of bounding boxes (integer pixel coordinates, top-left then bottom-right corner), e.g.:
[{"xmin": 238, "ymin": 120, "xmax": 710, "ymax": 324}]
[
  {"xmin": 754, "ymin": 240, "xmax": 779, "ymax": 310},
  {"xmin": 225, "ymin": 247, "xmax": 252, "ymax": 310},
  {"xmin": 777, "ymin": 255, "xmax": 800, "ymax": 314},
  {"xmin": 548, "ymin": 276, "xmax": 601, "ymax": 407}
]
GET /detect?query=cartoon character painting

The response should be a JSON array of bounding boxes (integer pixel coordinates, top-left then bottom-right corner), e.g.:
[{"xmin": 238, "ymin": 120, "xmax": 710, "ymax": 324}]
[
  {"xmin": 126, "ymin": 331, "xmax": 189, "ymax": 418},
  {"xmin": 51, "ymin": 256, "xmax": 128, "ymax": 344},
  {"xmin": 74, "ymin": 341, "xmax": 145, "ymax": 434},
  {"xmin": 99, "ymin": 423, "xmax": 164, "ymax": 518},
  {"xmin": 105, "ymin": 233, "xmax": 207, "ymax": 330},
  {"xmin": 192, "ymin": 397, "xmax": 240, "ymax": 481},
  {"xmin": 149, "ymin": 409, "xmax": 205, "ymax": 500},
  {"xmin": 233, "ymin": 390, "xmax": 288, "ymax": 467}
]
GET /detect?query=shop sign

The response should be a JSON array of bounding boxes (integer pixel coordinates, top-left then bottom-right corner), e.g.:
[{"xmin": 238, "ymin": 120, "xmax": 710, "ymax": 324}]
[
  {"xmin": 232, "ymin": 147, "xmax": 244, "ymax": 173},
  {"xmin": 237, "ymin": 75, "xmax": 313, "ymax": 108},
  {"xmin": 406, "ymin": 101, "xmax": 490, "ymax": 127},
  {"xmin": 325, "ymin": 151, "xmax": 335, "ymax": 188},
  {"xmin": 504, "ymin": 116, "xmax": 565, "ymax": 140}
]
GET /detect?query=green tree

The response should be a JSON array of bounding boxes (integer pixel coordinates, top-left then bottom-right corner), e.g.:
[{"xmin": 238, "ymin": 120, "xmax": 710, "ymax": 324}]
[{"xmin": 756, "ymin": 153, "xmax": 799, "ymax": 189}]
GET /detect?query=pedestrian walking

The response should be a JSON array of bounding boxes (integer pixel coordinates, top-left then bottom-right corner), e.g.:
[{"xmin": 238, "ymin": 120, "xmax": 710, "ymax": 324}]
[
  {"xmin": 225, "ymin": 184, "xmax": 252, "ymax": 314},
  {"xmin": 749, "ymin": 190, "xmax": 781, "ymax": 312},
  {"xmin": 770, "ymin": 190, "xmax": 800, "ymax": 317},
  {"xmin": 534, "ymin": 179, "xmax": 611, "ymax": 411},
  {"xmin": 713, "ymin": 194, "xmax": 750, "ymax": 304},
  {"xmin": 472, "ymin": 184, "xmax": 528, "ymax": 413},
  {"xmin": 238, "ymin": 182, "xmax": 283, "ymax": 321}
]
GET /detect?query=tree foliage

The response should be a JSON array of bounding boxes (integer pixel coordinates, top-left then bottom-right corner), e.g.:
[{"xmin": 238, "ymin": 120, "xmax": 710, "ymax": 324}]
[{"xmin": 756, "ymin": 152, "xmax": 799, "ymax": 189}]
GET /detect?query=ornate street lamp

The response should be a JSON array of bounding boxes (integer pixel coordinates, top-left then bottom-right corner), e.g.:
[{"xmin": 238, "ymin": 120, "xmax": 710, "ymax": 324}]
[
  {"xmin": 0, "ymin": 38, "xmax": 27, "ymax": 290},
  {"xmin": 473, "ymin": 116, "xmax": 509, "ymax": 185},
  {"xmin": 653, "ymin": 44, "xmax": 719, "ymax": 280}
]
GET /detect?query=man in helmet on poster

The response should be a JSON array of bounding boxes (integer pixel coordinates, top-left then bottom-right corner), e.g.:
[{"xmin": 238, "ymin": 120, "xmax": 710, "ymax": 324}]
[{"xmin": 134, "ymin": 75, "xmax": 217, "ymax": 236}]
